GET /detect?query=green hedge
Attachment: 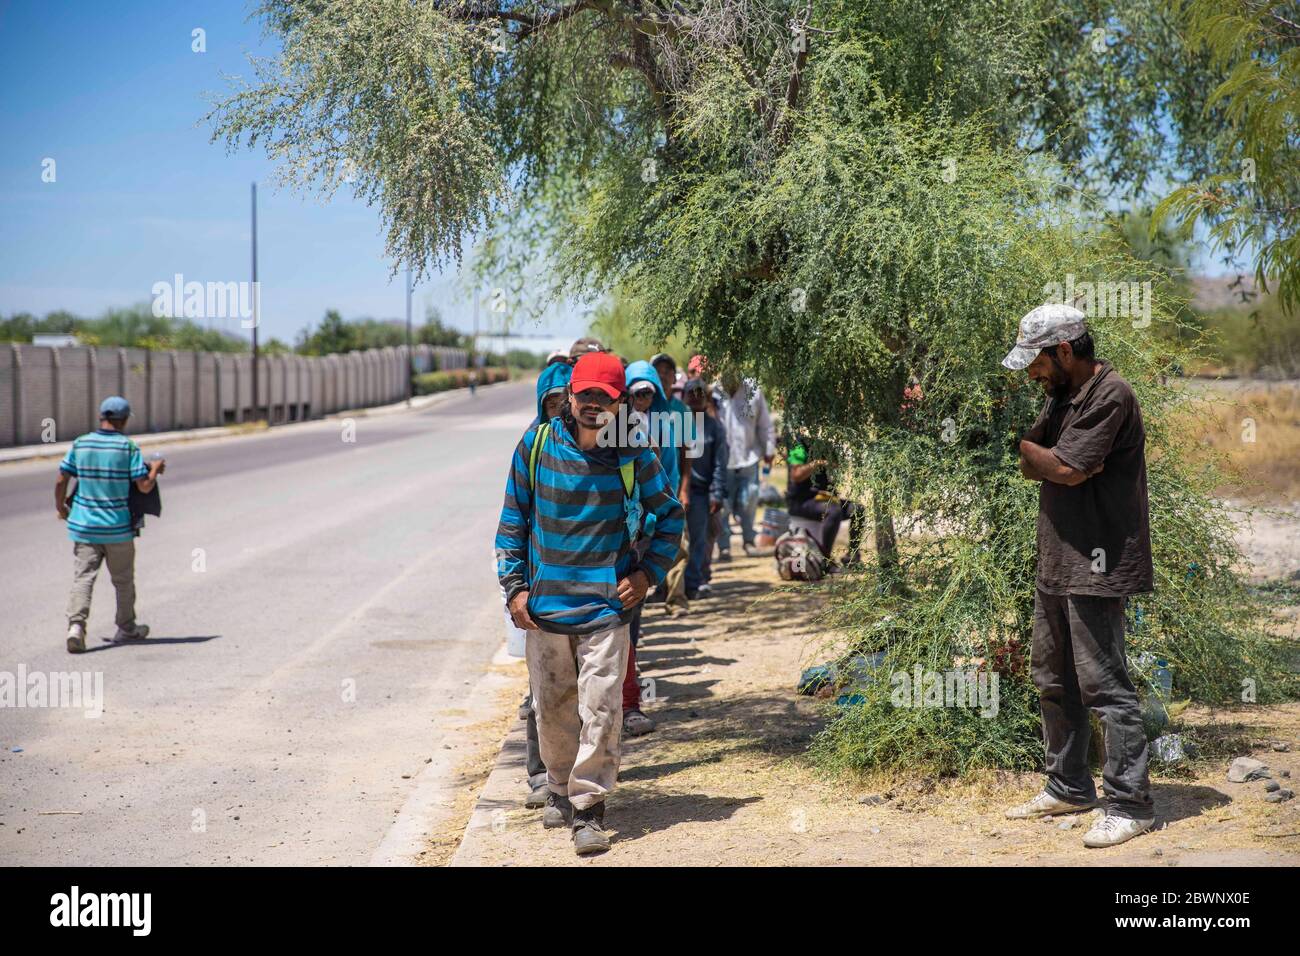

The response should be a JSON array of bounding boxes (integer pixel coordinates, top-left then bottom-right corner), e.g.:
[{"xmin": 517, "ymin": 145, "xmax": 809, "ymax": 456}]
[{"xmin": 412, "ymin": 366, "xmax": 510, "ymax": 395}]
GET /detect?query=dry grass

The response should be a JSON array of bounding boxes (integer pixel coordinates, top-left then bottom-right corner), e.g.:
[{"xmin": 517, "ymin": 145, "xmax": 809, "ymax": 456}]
[
  {"xmin": 1176, "ymin": 382, "xmax": 1300, "ymax": 502},
  {"xmin": 448, "ymin": 551, "xmax": 1300, "ymax": 867}
]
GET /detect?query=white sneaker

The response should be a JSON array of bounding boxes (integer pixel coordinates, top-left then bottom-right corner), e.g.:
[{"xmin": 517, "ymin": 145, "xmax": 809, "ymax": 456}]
[
  {"xmin": 1083, "ymin": 814, "xmax": 1154, "ymax": 848},
  {"xmin": 1004, "ymin": 790, "xmax": 1097, "ymax": 819},
  {"xmin": 108, "ymin": 623, "xmax": 150, "ymax": 643},
  {"xmin": 66, "ymin": 622, "xmax": 86, "ymax": 654}
]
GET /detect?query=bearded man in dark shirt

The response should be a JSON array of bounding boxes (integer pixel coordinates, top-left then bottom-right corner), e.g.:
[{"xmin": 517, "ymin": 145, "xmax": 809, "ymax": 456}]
[{"xmin": 1000, "ymin": 304, "xmax": 1156, "ymax": 849}]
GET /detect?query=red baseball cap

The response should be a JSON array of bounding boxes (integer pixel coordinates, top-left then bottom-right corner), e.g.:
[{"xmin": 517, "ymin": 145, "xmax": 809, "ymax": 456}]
[{"xmin": 570, "ymin": 352, "xmax": 627, "ymax": 399}]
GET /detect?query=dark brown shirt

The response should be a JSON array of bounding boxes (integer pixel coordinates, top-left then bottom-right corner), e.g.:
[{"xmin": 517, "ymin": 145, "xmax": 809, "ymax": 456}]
[{"xmin": 1024, "ymin": 361, "xmax": 1153, "ymax": 597}]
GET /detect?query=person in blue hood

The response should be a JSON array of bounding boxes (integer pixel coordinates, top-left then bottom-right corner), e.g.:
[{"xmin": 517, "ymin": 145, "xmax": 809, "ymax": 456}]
[
  {"xmin": 534, "ymin": 361, "xmax": 572, "ymax": 426},
  {"xmin": 618, "ymin": 359, "xmax": 691, "ymax": 737},
  {"xmin": 623, "ymin": 360, "xmax": 682, "ymax": 493}
]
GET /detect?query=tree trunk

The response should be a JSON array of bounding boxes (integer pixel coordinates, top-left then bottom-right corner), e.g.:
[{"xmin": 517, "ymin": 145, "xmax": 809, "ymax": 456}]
[{"xmin": 872, "ymin": 493, "xmax": 902, "ymax": 591}]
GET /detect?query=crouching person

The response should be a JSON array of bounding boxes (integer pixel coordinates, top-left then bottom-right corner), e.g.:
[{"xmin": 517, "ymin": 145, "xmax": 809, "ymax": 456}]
[{"xmin": 495, "ymin": 352, "xmax": 684, "ymax": 855}]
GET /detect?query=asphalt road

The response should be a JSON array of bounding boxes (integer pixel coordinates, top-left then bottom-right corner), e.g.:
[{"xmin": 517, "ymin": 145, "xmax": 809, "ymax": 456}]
[{"xmin": 0, "ymin": 379, "xmax": 537, "ymax": 864}]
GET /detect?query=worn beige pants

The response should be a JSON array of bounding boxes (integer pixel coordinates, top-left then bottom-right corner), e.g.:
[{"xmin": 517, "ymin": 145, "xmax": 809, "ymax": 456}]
[
  {"xmin": 663, "ymin": 532, "xmax": 690, "ymax": 611},
  {"xmin": 525, "ymin": 623, "xmax": 630, "ymax": 810},
  {"xmin": 67, "ymin": 541, "xmax": 136, "ymax": 628}
]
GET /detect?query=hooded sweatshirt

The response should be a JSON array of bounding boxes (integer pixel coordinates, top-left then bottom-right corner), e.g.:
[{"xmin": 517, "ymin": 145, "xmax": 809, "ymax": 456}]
[
  {"xmin": 623, "ymin": 359, "xmax": 684, "ymax": 494},
  {"xmin": 532, "ymin": 361, "xmax": 572, "ymax": 425},
  {"xmin": 495, "ymin": 410, "xmax": 685, "ymax": 636}
]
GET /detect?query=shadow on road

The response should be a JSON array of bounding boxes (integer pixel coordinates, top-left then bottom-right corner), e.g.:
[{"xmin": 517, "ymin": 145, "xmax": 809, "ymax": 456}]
[{"xmin": 82, "ymin": 635, "xmax": 222, "ymax": 653}]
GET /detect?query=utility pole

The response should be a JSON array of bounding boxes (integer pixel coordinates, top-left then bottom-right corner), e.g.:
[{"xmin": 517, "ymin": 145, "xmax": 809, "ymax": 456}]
[
  {"xmin": 250, "ymin": 182, "xmax": 260, "ymax": 423},
  {"xmin": 471, "ymin": 286, "xmax": 479, "ymax": 370},
  {"xmin": 404, "ymin": 265, "xmax": 413, "ymax": 407}
]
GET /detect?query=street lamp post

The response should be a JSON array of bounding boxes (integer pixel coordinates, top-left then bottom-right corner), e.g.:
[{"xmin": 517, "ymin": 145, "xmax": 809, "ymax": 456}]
[
  {"xmin": 405, "ymin": 265, "xmax": 413, "ymax": 407},
  {"xmin": 250, "ymin": 182, "xmax": 260, "ymax": 423}
]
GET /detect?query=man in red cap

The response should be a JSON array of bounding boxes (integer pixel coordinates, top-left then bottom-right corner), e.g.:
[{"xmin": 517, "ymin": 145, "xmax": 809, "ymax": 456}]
[{"xmin": 495, "ymin": 351, "xmax": 684, "ymax": 856}]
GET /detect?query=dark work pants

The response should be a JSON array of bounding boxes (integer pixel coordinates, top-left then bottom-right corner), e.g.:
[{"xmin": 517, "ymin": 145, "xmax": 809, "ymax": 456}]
[
  {"xmin": 788, "ymin": 498, "xmax": 865, "ymax": 559},
  {"xmin": 525, "ymin": 698, "xmax": 546, "ymax": 787},
  {"xmin": 1032, "ymin": 589, "xmax": 1154, "ymax": 820},
  {"xmin": 685, "ymin": 489, "xmax": 713, "ymax": 591},
  {"xmin": 703, "ymin": 509, "xmax": 721, "ymax": 582}
]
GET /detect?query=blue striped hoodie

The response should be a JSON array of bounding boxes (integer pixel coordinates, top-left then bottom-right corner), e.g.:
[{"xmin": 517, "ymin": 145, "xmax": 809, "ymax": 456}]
[{"xmin": 495, "ymin": 412, "xmax": 685, "ymax": 635}]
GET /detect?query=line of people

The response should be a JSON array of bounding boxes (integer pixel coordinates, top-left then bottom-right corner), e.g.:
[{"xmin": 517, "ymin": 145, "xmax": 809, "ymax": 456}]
[{"xmin": 497, "ymin": 337, "xmax": 816, "ymax": 855}]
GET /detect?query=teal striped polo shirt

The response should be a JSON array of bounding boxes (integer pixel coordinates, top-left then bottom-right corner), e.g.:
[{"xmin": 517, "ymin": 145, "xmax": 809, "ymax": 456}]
[{"xmin": 59, "ymin": 428, "xmax": 148, "ymax": 543}]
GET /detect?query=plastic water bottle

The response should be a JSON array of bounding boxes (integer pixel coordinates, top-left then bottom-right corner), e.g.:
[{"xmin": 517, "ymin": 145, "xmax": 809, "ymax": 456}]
[
  {"xmin": 496, "ymin": 555, "xmax": 526, "ymax": 657},
  {"xmin": 1153, "ymin": 659, "xmax": 1173, "ymax": 701},
  {"xmin": 1136, "ymin": 653, "xmax": 1172, "ymax": 737}
]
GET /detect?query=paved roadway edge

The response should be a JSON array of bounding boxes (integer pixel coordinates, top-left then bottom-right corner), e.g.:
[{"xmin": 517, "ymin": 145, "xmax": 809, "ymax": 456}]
[
  {"xmin": 444, "ymin": 688, "xmax": 533, "ymax": 867},
  {"xmin": 369, "ymin": 642, "xmax": 527, "ymax": 866}
]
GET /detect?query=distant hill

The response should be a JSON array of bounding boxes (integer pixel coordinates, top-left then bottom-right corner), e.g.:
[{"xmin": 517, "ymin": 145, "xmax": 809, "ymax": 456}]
[{"xmin": 1190, "ymin": 274, "xmax": 1260, "ymax": 313}]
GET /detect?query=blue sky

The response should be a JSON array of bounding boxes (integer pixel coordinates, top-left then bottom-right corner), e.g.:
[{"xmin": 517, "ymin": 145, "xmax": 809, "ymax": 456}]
[{"xmin": 0, "ymin": 0, "xmax": 587, "ymax": 347}]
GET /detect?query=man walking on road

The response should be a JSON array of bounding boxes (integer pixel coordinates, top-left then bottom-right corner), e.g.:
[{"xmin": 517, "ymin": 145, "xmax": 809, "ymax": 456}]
[
  {"xmin": 495, "ymin": 352, "xmax": 684, "ymax": 855},
  {"xmin": 55, "ymin": 396, "xmax": 165, "ymax": 654},
  {"xmin": 1001, "ymin": 305, "xmax": 1156, "ymax": 848}
]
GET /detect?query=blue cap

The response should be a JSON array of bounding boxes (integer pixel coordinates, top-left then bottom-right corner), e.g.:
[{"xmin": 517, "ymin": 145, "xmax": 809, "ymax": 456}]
[{"xmin": 99, "ymin": 396, "xmax": 131, "ymax": 420}]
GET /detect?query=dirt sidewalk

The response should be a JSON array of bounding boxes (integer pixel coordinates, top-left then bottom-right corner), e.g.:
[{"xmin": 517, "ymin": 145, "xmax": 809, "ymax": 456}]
[{"xmin": 446, "ymin": 553, "xmax": 1300, "ymax": 867}]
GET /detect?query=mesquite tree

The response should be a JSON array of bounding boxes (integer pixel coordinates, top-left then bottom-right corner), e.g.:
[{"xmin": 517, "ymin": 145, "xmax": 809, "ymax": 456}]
[{"xmin": 211, "ymin": 0, "xmax": 1296, "ymax": 774}]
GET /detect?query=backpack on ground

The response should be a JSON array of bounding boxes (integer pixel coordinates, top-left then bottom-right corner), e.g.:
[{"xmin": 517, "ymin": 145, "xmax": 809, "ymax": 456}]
[{"xmin": 774, "ymin": 527, "xmax": 827, "ymax": 582}]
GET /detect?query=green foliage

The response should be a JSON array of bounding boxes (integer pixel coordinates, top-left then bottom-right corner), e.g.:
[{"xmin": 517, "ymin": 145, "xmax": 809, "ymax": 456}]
[
  {"xmin": 588, "ymin": 289, "xmax": 694, "ymax": 364},
  {"xmin": 412, "ymin": 366, "xmax": 509, "ymax": 394},
  {"xmin": 295, "ymin": 306, "xmax": 465, "ymax": 354},
  {"xmin": 1198, "ymin": 292, "xmax": 1300, "ymax": 377},
  {"xmin": 1156, "ymin": 0, "xmax": 1300, "ymax": 313},
  {"xmin": 1, "ymin": 304, "xmax": 249, "ymax": 352},
  {"xmin": 503, "ymin": 348, "xmax": 547, "ymax": 369}
]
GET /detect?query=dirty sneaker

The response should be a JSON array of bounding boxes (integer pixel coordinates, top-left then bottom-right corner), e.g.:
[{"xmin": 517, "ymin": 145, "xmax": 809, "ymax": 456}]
[
  {"xmin": 1083, "ymin": 814, "xmax": 1154, "ymax": 848},
  {"xmin": 107, "ymin": 623, "xmax": 150, "ymax": 644},
  {"xmin": 66, "ymin": 622, "xmax": 86, "ymax": 655},
  {"xmin": 1004, "ymin": 790, "xmax": 1097, "ymax": 819},
  {"xmin": 623, "ymin": 709, "xmax": 656, "ymax": 737},
  {"xmin": 542, "ymin": 792, "xmax": 573, "ymax": 829},
  {"xmin": 572, "ymin": 803, "xmax": 610, "ymax": 856}
]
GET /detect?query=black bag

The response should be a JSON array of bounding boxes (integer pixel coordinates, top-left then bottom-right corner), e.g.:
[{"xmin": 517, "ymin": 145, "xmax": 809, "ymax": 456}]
[{"xmin": 129, "ymin": 481, "xmax": 162, "ymax": 532}]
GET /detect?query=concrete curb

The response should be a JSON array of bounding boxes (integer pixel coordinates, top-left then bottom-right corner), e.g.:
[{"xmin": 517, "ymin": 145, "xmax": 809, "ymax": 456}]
[
  {"xmin": 0, "ymin": 378, "xmax": 524, "ymax": 466},
  {"xmin": 447, "ymin": 682, "xmax": 535, "ymax": 867},
  {"xmin": 370, "ymin": 642, "xmax": 528, "ymax": 867}
]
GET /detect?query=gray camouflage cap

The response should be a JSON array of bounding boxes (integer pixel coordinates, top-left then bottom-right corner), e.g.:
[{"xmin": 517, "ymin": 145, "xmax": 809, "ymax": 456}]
[{"xmin": 1001, "ymin": 304, "xmax": 1088, "ymax": 370}]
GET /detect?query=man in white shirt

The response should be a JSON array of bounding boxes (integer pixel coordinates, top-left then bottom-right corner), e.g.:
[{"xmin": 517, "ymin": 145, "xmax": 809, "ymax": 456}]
[{"xmin": 715, "ymin": 373, "xmax": 775, "ymax": 559}]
